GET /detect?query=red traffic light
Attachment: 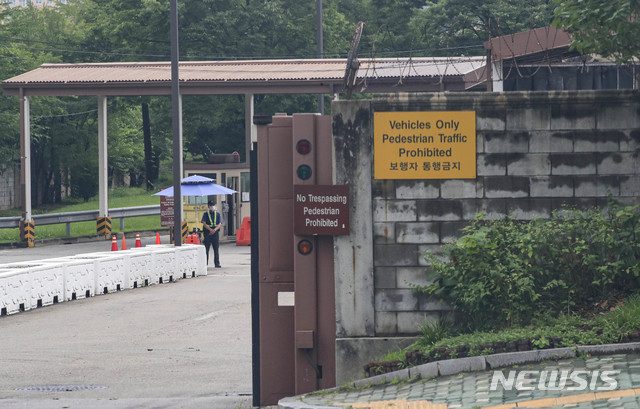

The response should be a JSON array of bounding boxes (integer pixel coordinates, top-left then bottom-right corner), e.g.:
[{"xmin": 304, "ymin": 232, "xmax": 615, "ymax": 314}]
[
  {"xmin": 296, "ymin": 139, "xmax": 312, "ymax": 155},
  {"xmin": 297, "ymin": 239, "xmax": 313, "ymax": 255}
]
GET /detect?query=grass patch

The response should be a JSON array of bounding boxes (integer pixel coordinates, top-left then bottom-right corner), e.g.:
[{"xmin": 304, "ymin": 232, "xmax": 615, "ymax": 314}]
[
  {"xmin": 378, "ymin": 293, "xmax": 640, "ymax": 369},
  {"xmin": 0, "ymin": 187, "xmax": 163, "ymax": 243}
]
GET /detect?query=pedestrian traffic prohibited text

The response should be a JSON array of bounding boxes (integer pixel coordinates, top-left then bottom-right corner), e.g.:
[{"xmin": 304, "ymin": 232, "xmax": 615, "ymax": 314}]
[{"xmin": 374, "ymin": 111, "xmax": 476, "ymax": 179}]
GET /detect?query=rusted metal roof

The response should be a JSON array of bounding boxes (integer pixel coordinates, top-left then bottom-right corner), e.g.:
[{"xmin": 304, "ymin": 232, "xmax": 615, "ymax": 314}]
[
  {"xmin": 1, "ymin": 57, "xmax": 488, "ymax": 96},
  {"xmin": 484, "ymin": 26, "xmax": 574, "ymax": 62}
]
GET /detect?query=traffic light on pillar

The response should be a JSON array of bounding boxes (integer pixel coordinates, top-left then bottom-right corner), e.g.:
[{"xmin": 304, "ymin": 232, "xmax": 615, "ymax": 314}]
[
  {"xmin": 293, "ymin": 116, "xmax": 316, "ymax": 186},
  {"xmin": 292, "ymin": 115, "xmax": 321, "ymax": 392},
  {"xmin": 297, "ymin": 239, "xmax": 313, "ymax": 255},
  {"xmin": 293, "ymin": 116, "xmax": 319, "ymax": 258},
  {"xmin": 296, "ymin": 140, "xmax": 313, "ymax": 181}
]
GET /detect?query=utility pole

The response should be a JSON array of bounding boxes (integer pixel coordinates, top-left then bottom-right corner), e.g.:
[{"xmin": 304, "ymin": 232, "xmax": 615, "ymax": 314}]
[
  {"xmin": 170, "ymin": 0, "xmax": 183, "ymax": 246},
  {"xmin": 316, "ymin": 0, "xmax": 324, "ymax": 114}
]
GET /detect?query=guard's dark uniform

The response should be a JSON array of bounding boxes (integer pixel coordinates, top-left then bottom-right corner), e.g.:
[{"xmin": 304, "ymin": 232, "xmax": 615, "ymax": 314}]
[{"xmin": 201, "ymin": 208, "xmax": 222, "ymax": 267}]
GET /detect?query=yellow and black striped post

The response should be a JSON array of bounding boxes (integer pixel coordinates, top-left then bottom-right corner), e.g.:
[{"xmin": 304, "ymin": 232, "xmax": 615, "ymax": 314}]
[
  {"xmin": 169, "ymin": 221, "xmax": 189, "ymax": 244},
  {"xmin": 19, "ymin": 220, "xmax": 35, "ymax": 248},
  {"xmin": 181, "ymin": 221, "xmax": 188, "ymax": 243},
  {"xmin": 97, "ymin": 216, "xmax": 112, "ymax": 238}
]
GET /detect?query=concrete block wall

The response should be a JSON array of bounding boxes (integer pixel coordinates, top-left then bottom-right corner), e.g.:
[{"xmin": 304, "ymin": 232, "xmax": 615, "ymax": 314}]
[
  {"xmin": 332, "ymin": 90, "xmax": 640, "ymax": 383},
  {"xmin": 0, "ymin": 244, "xmax": 206, "ymax": 316}
]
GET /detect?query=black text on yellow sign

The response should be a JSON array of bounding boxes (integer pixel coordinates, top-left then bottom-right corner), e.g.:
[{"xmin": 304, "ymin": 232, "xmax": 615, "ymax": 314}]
[{"xmin": 374, "ymin": 111, "xmax": 476, "ymax": 179}]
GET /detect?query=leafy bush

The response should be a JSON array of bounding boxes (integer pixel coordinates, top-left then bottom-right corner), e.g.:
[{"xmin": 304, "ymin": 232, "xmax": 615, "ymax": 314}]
[
  {"xmin": 70, "ymin": 164, "xmax": 99, "ymax": 202},
  {"xmin": 415, "ymin": 202, "xmax": 640, "ymax": 331}
]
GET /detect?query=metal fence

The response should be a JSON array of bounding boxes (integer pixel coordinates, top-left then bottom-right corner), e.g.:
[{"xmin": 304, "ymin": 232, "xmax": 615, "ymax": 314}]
[{"xmin": 0, "ymin": 205, "xmax": 160, "ymax": 236}]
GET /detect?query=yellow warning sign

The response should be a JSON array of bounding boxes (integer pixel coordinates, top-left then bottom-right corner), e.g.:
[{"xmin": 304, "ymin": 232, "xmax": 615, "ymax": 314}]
[{"xmin": 374, "ymin": 111, "xmax": 476, "ymax": 179}]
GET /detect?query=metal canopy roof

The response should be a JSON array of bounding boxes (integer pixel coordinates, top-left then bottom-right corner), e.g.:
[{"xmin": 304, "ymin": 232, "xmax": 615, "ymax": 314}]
[{"xmin": 1, "ymin": 57, "xmax": 488, "ymax": 96}]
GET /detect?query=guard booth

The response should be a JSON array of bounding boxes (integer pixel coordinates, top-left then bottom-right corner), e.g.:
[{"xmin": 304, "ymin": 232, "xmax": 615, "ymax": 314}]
[
  {"xmin": 254, "ymin": 113, "xmax": 347, "ymax": 406},
  {"xmin": 183, "ymin": 166, "xmax": 251, "ymax": 239}
]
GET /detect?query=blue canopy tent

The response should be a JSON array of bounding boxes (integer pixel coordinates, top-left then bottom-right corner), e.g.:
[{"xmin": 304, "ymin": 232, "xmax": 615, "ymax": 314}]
[{"xmin": 154, "ymin": 175, "xmax": 237, "ymax": 233}]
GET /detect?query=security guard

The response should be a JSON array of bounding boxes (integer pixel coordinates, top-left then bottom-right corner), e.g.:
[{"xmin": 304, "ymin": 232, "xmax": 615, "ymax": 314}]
[{"xmin": 201, "ymin": 200, "xmax": 222, "ymax": 267}]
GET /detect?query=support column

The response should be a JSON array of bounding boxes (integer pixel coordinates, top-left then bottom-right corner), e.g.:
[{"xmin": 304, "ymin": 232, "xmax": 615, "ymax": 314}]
[
  {"xmin": 316, "ymin": 0, "xmax": 324, "ymax": 114},
  {"xmin": 245, "ymin": 93, "xmax": 256, "ymax": 154},
  {"xmin": 171, "ymin": 93, "xmax": 184, "ymax": 245},
  {"xmin": 178, "ymin": 94, "xmax": 183, "ymax": 175},
  {"xmin": 20, "ymin": 89, "xmax": 31, "ymax": 221},
  {"xmin": 492, "ymin": 59, "xmax": 504, "ymax": 92},
  {"xmin": 97, "ymin": 95, "xmax": 111, "ymax": 237},
  {"xmin": 170, "ymin": 0, "xmax": 183, "ymax": 246},
  {"xmin": 178, "ymin": 93, "xmax": 184, "ymax": 236},
  {"xmin": 19, "ymin": 89, "xmax": 34, "ymax": 247}
]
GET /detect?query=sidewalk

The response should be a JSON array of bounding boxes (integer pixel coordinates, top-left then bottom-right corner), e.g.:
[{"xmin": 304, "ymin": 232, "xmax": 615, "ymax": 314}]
[{"xmin": 279, "ymin": 344, "xmax": 640, "ymax": 409}]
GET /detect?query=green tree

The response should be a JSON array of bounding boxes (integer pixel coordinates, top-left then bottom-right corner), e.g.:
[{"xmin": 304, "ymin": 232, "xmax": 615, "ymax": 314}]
[
  {"xmin": 552, "ymin": 0, "xmax": 640, "ymax": 63},
  {"xmin": 182, "ymin": 95, "xmax": 246, "ymax": 163},
  {"xmin": 0, "ymin": 5, "xmax": 70, "ymax": 171},
  {"xmin": 106, "ymin": 99, "xmax": 145, "ymax": 187},
  {"xmin": 62, "ymin": 0, "xmax": 170, "ymax": 63},
  {"xmin": 0, "ymin": 46, "xmax": 33, "ymax": 170},
  {"xmin": 365, "ymin": 0, "xmax": 426, "ymax": 56},
  {"xmin": 409, "ymin": 0, "xmax": 555, "ymax": 56},
  {"xmin": 61, "ymin": 0, "xmax": 173, "ymax": 190},
  {"xmin": 177, "ymin": 0, "xmax": 356, "ymax": 160},
  {"xmin": 29, "ymin": 96, "xmax": 97, "ymax": 204},
  {"xmin": 180, "ymin": 0, "xmax": 314, "ymax": 59},
  {"xmin": 0, "ymin": 0, "xmax": 361, "ymax": 203},
  {"xmin": 322, "ymin": 0, "xmax": 355, "ymax": 57},
  {"xmin": 0, "ymin": 0, "xmax": 410, "ymax": 205},
  {"xmin": 0, "ymin": 5, "xmax": 90, "ymax": 204}
]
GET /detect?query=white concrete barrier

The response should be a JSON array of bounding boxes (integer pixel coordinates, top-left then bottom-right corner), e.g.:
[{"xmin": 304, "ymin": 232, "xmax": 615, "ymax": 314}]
[
  {"xmin": 28, "ymin": 262, "xmax": 65, "ymax": 308},
  {"xmin": 0, "ymin": 244, "xmax": 206, "ymax": 316},
  {"xmin": 1, "ymin": 261, "xmax": 66, "ymax": 311},
  {"xmin": 67, "ymin": 253, "xmax": 127, "ymax": 295},
  {"xmin": 0, "ymin": 268, "xmax": 30, "ymax": 315},
  {"xmin": 39, "ymin": 257, "xmax": 96, "ymax": 301},
  {"xmin": 176, "ymin": 244, "xmax": 207, "ymax": 278},
  {"xmin": 147, "ymin": 246, "xmax": 177, "ymax": 284},
  {"xmin": 124, "ymin": 249, "xmax": 154, "ymax": 289}
]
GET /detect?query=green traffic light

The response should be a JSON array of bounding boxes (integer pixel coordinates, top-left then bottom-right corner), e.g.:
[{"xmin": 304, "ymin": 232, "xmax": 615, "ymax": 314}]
[{"xmin": 297, "ymin": 164, "xmax": 312, "ymax": 180}]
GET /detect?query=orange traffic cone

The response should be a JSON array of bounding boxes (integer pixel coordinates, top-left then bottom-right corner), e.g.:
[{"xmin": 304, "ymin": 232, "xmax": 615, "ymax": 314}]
[
  {"xmin": 192, "ymin": 233, "xmax": 201, "ymax": 245},
  {"xmin": 111, "ymin": 235, "xmax": 118, "ymax": 251},
  {"xmin": 155, "ymin": 232, "xmax": 161, "ymax": 244},
  {"xmin": 121, "ymin": 235, "xmax": 128, "ymax": 250},
  {"xmin": 186, "ymin": 234, "xmax": 193, "ymax": 244},
  {"xmin": 135, "ymin": 233, "xmax": 142, "ymax": 248}
]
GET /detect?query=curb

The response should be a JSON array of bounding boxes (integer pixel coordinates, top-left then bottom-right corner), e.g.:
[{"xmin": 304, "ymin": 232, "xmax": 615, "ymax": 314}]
[
  {"xmin": 278, "ymin": 398, "xmax": 341, "ymax": 409},
  {"xmin": 277, "ymin": 342, "xmax": 640, "ymax": 409}
]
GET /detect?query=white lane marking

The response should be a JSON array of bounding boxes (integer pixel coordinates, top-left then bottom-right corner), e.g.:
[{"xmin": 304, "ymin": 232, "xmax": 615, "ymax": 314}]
[{"xmin": 193, "ymin": 310, "xmax": 226, "ymax": 321}]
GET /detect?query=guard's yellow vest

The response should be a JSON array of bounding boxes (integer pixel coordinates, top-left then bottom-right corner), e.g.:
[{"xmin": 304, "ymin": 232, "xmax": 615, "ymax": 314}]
[{"xmin": 207, "ymin": 211, "xmax": 217, "ymax": 226}]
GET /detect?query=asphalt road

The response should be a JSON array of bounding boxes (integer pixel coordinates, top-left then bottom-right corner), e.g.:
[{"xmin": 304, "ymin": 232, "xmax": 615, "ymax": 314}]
[
  {"xmin": 0, "ymin": 233, "xmax": 173, "ymax": 263},
  {"xmin": 0, "ymin": 240, "xmax": 254, "ymax": 409}
]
